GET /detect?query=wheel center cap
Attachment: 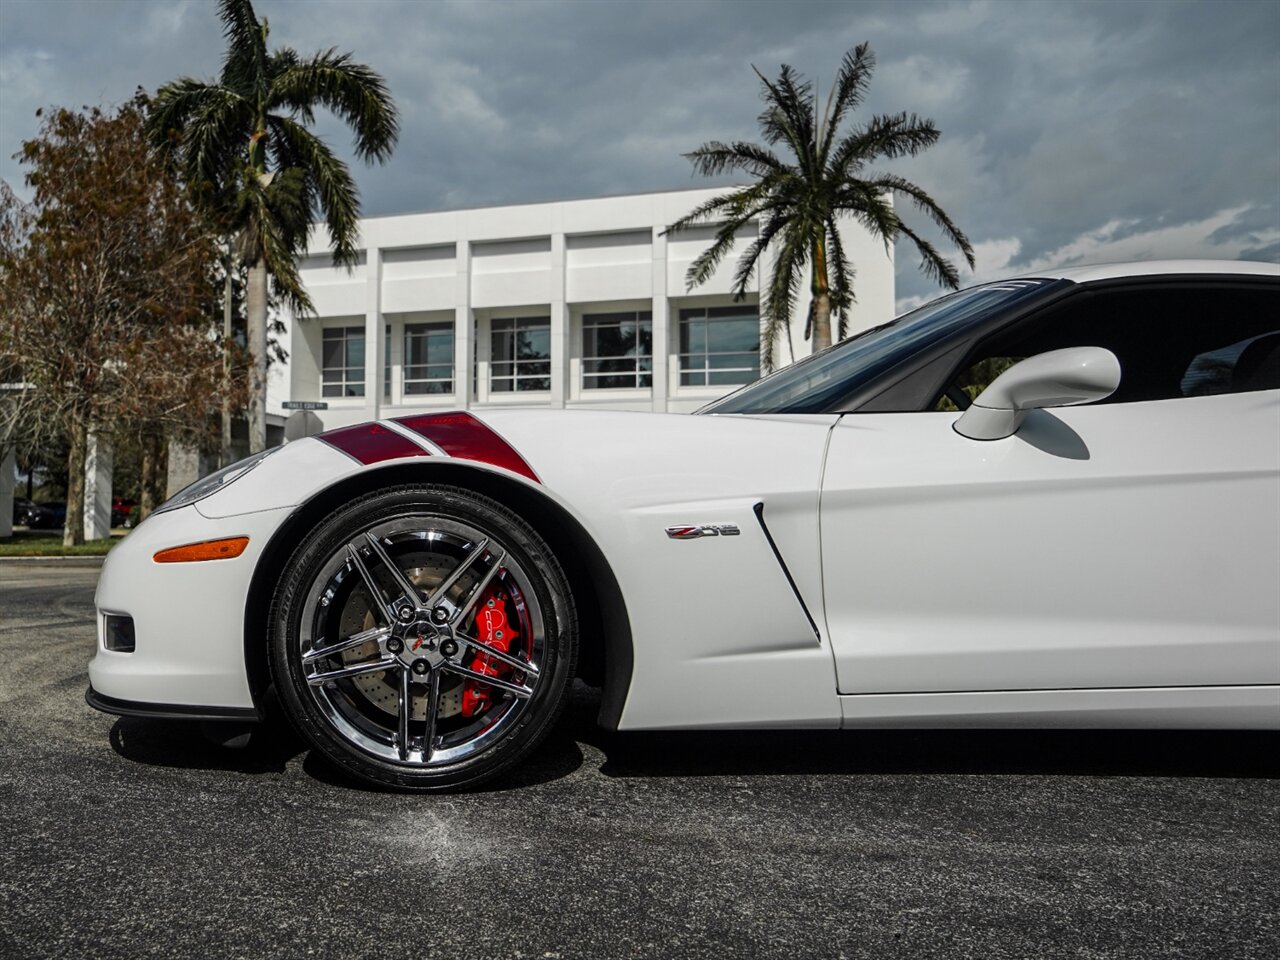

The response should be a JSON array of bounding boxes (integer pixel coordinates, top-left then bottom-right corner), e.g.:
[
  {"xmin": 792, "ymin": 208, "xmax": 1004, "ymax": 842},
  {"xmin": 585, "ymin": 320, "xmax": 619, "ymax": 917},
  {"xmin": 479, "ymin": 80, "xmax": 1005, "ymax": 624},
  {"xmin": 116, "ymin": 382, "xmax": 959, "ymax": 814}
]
[{"xmin": 392, "ymin": 619, "xmax": 445, "ymax": 668}]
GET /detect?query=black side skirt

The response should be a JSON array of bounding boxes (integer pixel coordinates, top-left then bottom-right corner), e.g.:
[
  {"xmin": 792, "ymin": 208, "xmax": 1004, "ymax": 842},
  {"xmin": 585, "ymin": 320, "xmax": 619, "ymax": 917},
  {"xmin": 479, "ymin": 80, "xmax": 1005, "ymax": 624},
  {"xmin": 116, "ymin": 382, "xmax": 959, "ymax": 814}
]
[{"xmin": 85, "ymin": 686, "xmax": 260, "ymax": 722}]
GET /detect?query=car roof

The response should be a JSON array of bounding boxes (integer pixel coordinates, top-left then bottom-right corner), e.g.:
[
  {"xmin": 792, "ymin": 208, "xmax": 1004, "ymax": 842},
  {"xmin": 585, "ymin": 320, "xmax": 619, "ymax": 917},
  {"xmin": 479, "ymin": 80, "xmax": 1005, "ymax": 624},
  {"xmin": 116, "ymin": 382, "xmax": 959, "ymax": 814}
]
[{"xmin": 1014, "ymin": 259, "xmax": 1280, "ymax": 284}]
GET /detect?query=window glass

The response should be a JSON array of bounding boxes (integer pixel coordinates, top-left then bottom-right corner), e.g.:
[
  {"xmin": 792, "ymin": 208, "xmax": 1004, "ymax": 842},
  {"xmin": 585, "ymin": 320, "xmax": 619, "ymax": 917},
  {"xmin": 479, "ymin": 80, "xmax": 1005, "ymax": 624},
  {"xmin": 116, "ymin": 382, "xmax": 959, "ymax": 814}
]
[
  {"xmin": 491, "ymin": 316, "xmax": 551, "ymax": 392},
  {"xmin": 935, "ymin": 357, "xmax": 1021, "ymax": 411},
  {"xmin": 679, "ymin": 306, "xmax": 760, "ymax": 387},
  {"xmin": 700, "ymin": 280, "xmax": 1055, "ymax": 414},
  {"xmin": 1182, "ymin": 333, "xmax": 1280, "ymax": 396},
  {"xmin": 932, "ymin": 283, "xmax": 1280, "ymax": 410},
  {"xmin": 322, "ymin": 337, "xmax": 343, "ymax": 370},
  {"xmin": 520, "ymin": 326, "xmax": 550, "ymax": 361},
  {"xmin": 681, "ymin": 319, "xmax": 706, "ymax": 356},
  {"xmin": 321, "ymin": 326, "xmax": 365, "ymax": 398},
  {"xmin": 346, "ymin": 335, "xmax": 364, "ymax": 368},
  {"xmin": 404, "ymin": 322, "xmax": 454, "ymax": 395},
  {"xmin": 583, "ymin": 311, "xmax": 652, "ymax": 389}
]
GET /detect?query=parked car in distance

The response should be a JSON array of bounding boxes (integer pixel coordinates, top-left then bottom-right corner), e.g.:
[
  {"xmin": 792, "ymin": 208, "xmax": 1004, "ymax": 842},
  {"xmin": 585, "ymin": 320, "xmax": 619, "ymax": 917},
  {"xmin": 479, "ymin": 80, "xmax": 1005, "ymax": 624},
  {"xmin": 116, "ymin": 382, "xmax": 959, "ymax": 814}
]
[
  {"xmin": 12, "ymin": 497, "xmax": 37, "ymax": 527},
  {"xmin": 26, "ymin": 501, "xmax": 67, "ymax": 530},
  {"xmin": 112, "ymin": 497, "xmax": 137, "ymax": 528}
]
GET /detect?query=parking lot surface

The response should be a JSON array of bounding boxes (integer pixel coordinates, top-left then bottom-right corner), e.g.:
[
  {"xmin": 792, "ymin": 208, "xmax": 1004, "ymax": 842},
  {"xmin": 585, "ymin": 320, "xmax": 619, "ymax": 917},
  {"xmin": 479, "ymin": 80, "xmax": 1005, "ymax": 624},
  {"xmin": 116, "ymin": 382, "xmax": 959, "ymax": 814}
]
[{"xmin": 1, "ymin": 561, "xmax": 1277, "ymax": 959}]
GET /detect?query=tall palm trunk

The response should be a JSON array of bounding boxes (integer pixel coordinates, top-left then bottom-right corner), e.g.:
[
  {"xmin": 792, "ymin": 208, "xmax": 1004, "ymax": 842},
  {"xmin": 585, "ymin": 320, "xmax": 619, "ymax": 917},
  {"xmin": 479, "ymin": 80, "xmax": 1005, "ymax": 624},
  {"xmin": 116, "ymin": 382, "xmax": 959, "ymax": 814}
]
[
  {"xmin": 246, "ymin": 259, "xmax": 268, "ymax": 453},
  {"xmin": 221, "ymin": 267, "xmax": 234, "ymax": 465},
  {"xmin": 63, "ymin": 420, "xmax": 87, "ymax": 547},
  {"xmin": 810, "ymin": 236, "xmax": 833, "ymax": 352}
]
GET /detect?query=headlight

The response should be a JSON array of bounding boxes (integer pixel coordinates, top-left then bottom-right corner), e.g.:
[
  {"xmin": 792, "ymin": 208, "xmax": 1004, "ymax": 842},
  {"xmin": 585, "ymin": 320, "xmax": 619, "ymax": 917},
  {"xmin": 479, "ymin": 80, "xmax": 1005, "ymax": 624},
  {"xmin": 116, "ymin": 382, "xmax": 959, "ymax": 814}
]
[{"xmin": 154, "ymin": 448, "xmax": 278, "ymax": 515}]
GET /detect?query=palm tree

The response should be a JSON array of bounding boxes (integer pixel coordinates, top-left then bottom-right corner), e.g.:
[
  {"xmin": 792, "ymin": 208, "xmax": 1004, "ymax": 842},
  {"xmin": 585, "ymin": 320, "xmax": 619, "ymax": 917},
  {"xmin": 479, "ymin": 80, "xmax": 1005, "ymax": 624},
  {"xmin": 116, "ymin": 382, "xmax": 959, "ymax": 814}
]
[
  {"xmin": 666, "ymin": 43, "xmax": 974, "ymax": 371},
  {"xmin": 145, "ymin": 0, "xmax": 397, "ymax": 453}
]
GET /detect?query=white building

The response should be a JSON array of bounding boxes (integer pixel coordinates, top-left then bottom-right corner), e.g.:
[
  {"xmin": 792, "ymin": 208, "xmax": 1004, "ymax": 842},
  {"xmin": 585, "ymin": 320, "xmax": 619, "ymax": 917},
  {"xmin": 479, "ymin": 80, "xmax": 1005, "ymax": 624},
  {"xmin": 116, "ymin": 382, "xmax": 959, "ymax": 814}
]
[
  {"xmin": 1, "ymin": 186, "xmax": 897, "ymax": 540},
  {"xmin": 270, "ymin": 186, "xmax": 895, "ymax": 430}
]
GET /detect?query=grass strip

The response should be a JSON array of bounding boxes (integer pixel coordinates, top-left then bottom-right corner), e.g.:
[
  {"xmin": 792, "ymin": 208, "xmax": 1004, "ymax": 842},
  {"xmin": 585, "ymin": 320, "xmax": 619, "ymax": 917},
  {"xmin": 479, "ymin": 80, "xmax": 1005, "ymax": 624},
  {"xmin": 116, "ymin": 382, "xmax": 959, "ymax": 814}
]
[{"xmin": 0, "ymin": 530, "xmax": 122, "ymax": 557}]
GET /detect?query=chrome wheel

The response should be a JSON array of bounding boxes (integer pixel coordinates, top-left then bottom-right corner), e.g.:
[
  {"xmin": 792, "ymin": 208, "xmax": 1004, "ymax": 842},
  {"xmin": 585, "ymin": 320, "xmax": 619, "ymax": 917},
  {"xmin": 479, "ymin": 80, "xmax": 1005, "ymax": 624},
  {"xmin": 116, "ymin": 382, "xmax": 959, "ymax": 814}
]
[{"xmin": 271, "ymin": 484, "xmax": 575, "ymax": 791}]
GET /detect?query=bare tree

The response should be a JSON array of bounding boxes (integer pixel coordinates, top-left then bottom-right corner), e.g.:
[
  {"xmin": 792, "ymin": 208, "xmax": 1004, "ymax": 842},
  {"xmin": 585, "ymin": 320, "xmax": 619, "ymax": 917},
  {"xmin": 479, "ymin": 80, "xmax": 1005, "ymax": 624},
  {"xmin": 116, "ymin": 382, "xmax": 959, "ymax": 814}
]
[
  {"xmin": 0, "ymin": 97, "xmax": 247, "ymax": 544},
  {"xmin": 0, "ymin": 182, "xmax": 44, "ymax": 454}
]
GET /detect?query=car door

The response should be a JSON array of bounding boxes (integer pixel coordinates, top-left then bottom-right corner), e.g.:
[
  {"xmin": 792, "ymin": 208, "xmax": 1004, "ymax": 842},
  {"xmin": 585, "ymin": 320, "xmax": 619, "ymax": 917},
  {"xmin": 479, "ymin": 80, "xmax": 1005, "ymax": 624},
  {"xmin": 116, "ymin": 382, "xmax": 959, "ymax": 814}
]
[{"xmin": 819, "ymin": 278, "xmax": 1280, "ymax": 695}]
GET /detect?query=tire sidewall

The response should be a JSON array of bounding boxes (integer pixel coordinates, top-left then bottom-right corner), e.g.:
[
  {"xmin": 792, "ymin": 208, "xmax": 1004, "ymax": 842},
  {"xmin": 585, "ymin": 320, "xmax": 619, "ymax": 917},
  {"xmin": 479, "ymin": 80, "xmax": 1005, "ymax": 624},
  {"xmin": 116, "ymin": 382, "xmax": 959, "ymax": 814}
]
[{"xmin": 269, "ymin": 483, "xmax": 576, "ymax": 791}]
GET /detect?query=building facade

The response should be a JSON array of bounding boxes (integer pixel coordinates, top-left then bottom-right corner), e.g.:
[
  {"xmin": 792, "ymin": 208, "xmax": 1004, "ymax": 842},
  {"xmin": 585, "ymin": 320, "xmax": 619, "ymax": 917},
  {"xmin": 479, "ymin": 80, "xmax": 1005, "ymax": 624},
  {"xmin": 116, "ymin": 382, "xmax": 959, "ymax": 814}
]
[{"xmin": 269, "ymin": 187, "xmax": 895, "ymax": 431}]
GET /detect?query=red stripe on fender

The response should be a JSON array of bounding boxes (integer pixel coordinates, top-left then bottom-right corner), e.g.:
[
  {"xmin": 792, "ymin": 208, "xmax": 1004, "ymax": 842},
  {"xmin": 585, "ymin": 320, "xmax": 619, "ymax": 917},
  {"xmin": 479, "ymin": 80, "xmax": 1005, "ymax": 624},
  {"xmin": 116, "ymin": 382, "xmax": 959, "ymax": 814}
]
[
  {"xmin": 317, "ymin": 420, "xmax": 431, "ymax": 465},
  {"xmin": 396, "ymin": 411, "xmax": 540, "ymax": 483}
]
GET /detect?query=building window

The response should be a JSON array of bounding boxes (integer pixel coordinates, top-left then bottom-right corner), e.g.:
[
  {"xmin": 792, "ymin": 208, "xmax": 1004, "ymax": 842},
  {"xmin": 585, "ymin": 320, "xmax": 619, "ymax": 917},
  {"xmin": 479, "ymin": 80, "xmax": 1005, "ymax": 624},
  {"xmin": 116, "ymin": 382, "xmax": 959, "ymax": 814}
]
[
  {"xmin": 322, "ymin": 326, "xmax": 365, "ymax": 397},
  {"xmin": 404, "ymin": 322, "xmax": 455, "ymax": 395},
  {"xmin": 678, "ymin": 305, "xmax": 760, "ymax": 387},
  {"xmin": 491, "ymin": 316, "xmax": 550, "ymax": 392},
  {"xmin": 582, "ymin": 311, "xmax": 652, "ymax": 389}
]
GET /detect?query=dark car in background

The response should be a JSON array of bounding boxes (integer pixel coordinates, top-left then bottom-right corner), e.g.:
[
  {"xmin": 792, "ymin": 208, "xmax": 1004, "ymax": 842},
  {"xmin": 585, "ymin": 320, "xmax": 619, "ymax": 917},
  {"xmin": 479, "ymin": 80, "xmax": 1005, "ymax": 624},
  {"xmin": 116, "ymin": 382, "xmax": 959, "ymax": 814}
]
[
  {"xmin": 25, "ymin": 501, "xmax": 67, "ymax": 530},
  {"xmin": 12, "ymin": 497, "xmax": 38, "ymax": 527},
  {"xmin": 11, "ymin": 497, "xmax": 134, "ymax": 531}
]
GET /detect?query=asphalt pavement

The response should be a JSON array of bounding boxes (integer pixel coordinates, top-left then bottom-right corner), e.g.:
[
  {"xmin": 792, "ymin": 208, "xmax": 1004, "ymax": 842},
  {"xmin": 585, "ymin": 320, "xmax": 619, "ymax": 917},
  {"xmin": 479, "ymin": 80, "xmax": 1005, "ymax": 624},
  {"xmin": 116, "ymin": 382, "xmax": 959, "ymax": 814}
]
[{"xmin": 1, "ymin": 562, "xmax": 1277, "ymax": 960}]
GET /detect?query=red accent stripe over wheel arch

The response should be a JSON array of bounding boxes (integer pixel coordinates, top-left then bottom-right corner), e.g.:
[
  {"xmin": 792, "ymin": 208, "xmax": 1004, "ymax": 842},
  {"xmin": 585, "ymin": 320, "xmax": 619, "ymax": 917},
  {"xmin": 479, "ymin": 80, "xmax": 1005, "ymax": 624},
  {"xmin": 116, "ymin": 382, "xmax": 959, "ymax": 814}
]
[
  {"xmin": 316, "ymin": 421, "xmax": 431, "ymax": 465},
  {"xmin": 396, "ymin": 412, "xmax": 540, "ymax": 483}
]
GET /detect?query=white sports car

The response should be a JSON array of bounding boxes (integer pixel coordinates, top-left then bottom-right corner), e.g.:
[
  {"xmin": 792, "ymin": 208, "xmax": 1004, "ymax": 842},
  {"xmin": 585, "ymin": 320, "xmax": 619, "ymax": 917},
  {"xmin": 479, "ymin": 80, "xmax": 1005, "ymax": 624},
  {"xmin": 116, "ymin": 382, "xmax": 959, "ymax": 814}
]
[{"xmin": 88, "ymin": 260, "xmax": 1280, "ymax": 790}]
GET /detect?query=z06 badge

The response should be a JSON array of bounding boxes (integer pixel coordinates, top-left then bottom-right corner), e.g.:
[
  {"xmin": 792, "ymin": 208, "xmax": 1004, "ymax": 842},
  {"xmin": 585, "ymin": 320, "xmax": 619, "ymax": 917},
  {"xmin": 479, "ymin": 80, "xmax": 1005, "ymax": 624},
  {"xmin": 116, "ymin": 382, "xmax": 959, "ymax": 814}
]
[{"xmin": 665, "ymin": 524, "xmax": 741, "ymax": 539}]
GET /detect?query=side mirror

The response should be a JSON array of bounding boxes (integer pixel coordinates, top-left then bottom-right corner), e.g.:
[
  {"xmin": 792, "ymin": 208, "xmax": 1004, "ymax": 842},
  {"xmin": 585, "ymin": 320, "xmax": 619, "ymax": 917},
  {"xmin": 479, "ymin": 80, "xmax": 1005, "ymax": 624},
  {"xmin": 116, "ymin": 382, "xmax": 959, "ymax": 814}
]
[{"xmin": 954, "ymin": 346, "xmax": 1121, "ymax": 441}]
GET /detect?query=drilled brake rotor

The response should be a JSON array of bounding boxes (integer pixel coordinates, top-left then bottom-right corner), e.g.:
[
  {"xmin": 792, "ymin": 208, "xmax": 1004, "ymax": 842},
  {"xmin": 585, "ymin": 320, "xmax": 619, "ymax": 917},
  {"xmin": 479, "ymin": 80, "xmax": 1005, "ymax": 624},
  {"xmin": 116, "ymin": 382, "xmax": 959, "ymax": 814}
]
[{"xmin": 339, "ymin": 558, "xmax": 465, "ymax": 719}]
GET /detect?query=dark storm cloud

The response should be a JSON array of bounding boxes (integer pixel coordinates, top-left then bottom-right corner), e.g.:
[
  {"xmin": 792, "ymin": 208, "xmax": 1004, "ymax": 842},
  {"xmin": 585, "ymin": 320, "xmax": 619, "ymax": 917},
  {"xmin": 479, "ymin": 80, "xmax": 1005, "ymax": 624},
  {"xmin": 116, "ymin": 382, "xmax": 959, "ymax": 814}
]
[{"xmin": 2, "ymin": 0, "xmax": 1276, "ymax": 308}]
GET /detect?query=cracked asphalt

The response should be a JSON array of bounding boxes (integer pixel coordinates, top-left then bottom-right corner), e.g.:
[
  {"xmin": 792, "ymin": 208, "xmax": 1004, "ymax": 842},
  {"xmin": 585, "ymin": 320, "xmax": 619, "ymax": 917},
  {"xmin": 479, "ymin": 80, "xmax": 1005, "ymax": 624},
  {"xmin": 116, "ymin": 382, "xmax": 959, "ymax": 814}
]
[{"xmin": 1, "ymin": 561, "xmax": 1277, "ymax": 959}]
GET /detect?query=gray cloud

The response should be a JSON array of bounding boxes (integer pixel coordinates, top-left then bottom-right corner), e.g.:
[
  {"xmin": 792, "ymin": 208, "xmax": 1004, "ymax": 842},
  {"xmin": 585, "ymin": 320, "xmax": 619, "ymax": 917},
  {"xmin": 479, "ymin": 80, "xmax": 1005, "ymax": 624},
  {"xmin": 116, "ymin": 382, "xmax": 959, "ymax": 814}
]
[{"xmin": 2, "ymin": 0, "xmax": 1276, "ymax": 310}]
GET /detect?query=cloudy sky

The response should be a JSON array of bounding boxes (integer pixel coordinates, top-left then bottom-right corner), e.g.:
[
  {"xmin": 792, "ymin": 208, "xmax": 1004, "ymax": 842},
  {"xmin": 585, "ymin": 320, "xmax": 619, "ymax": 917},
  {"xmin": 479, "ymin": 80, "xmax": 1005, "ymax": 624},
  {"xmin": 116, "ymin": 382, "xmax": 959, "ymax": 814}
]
[{"xmin": 1, "ymin": 0, "xmax": 1276, "ymax": 309}]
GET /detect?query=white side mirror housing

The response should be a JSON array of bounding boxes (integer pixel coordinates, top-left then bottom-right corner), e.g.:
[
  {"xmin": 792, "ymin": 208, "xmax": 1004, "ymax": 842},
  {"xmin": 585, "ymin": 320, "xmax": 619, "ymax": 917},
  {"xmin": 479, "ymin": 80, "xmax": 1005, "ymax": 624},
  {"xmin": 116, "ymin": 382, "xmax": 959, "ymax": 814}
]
[{"xmin": 954, "ymin": 346, "xmax": 1121, "ymax": 441}]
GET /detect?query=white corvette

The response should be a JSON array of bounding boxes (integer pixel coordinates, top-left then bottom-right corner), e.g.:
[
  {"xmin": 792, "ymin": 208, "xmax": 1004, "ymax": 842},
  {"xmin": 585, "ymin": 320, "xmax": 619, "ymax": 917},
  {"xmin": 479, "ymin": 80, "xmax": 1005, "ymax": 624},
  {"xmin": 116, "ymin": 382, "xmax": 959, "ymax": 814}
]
[{"xmin": 88, "ymin": 261, "xmax": 1280, "ymax": 790}]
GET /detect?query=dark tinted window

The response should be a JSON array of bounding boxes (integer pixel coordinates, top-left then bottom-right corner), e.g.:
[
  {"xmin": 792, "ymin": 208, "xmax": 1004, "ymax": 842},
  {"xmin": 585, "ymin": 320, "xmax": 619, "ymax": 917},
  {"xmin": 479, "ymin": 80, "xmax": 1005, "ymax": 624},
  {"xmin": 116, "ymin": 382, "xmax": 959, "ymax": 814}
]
[
  {"xmin": 679, "ymin": 305, "xmax": 759, "ymax": 387},
  {"xmin": 583, "ymin": 311, "xmax": 653, "ymax": 389},
  {"xmin": 934, "ymin": 281, "xmax": 1280, "ymax": 409},
  {"xmin": 404, "ymin": 322, "xmax": 454, "ymax": 395},
  {"xmin": 491, "ymin": 316, "xmax": 550, "ymax": 393},
  {"xmin": 701, "ymin": 279, "xmax": 1056, "ymax": 415}
]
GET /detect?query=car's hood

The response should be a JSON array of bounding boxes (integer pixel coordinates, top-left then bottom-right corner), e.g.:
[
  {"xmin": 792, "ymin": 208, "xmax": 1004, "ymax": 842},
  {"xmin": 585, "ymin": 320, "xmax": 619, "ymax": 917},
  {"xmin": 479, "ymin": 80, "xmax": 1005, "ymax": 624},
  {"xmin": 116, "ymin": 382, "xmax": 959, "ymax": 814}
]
[
  {"xmin": 192, "ymin": 408, "xmax": 840, "ymax": 521},
  {"xmin": 472, "ymin": 408, "xmax": 839, "ymax": 510}
]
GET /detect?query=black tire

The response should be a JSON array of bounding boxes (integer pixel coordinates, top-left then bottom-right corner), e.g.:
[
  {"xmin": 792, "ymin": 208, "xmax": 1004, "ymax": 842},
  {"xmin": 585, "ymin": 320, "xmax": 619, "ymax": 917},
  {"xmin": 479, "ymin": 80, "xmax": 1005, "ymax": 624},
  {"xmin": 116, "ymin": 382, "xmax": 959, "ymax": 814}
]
[{"xmin": 269, "ymin": 483, "xmax": 577, "ymax": 792}]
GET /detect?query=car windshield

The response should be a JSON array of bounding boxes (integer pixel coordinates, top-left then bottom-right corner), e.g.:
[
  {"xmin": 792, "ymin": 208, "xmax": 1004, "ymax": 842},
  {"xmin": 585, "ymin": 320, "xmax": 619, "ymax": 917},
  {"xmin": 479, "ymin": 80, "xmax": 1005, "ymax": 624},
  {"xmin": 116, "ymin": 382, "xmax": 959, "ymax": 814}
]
[{"xmin": 698, "ymin": 279, "xmax": 1057, "ymax": 415}]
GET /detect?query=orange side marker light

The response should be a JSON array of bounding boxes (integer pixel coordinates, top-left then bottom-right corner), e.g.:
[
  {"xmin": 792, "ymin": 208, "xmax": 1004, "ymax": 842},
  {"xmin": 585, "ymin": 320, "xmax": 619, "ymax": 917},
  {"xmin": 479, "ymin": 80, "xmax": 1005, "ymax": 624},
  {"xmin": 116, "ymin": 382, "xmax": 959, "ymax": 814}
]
[{"xmin": 153, "ymin": 536, "xmax": 249, "ymax": 563}]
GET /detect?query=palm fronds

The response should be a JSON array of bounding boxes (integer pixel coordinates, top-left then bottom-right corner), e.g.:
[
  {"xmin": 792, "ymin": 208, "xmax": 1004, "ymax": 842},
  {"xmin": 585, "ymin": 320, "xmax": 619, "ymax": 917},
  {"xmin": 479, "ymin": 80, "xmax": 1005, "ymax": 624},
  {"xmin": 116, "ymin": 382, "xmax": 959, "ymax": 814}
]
[
  {"xmin": 143, "ymin": 0, "xmax": 397, "ymax": 292},
  {"xmin": 668, "ymin": 43, "xmax": 971, "ymax": 370},
  {"xmin": 142, "ymin": 0, "xmax": 396, "ymax": 452}
]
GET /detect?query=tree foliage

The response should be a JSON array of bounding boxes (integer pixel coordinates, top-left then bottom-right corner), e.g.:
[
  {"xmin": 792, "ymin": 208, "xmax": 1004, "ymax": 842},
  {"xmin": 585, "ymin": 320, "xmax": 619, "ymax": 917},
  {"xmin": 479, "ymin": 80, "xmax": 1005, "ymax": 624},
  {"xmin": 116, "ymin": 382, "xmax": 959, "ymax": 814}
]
[
  {"xmin": 144, "ymin": 0, "xmax": 398, "ymax": 453},
  {"xmin": 666, "ymin": 43, "xmax": 976, "ymax": 371},
  {"xmin": 0, "ymin": 97, "xmax": 248, "ymax": 543},
  {"xmin": 145, "ymin": 0, "xmax": 398, "ymax": 302}
]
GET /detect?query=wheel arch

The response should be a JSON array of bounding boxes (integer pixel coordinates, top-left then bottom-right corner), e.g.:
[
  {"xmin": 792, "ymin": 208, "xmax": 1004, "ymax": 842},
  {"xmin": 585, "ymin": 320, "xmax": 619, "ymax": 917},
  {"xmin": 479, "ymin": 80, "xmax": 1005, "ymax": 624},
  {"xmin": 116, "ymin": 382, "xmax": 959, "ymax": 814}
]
[{"xmin": 242, "ymin": 460, "xmax": 634, "ymax": 731}]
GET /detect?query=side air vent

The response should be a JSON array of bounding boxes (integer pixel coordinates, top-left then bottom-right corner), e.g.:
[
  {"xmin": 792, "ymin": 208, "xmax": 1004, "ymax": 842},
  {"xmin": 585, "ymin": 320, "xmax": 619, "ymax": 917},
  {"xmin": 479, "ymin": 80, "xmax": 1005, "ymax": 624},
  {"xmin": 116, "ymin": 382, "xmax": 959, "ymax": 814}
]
[{"xmin": 752, "ymin": 503, "xmax": 821, "ymax": 643}]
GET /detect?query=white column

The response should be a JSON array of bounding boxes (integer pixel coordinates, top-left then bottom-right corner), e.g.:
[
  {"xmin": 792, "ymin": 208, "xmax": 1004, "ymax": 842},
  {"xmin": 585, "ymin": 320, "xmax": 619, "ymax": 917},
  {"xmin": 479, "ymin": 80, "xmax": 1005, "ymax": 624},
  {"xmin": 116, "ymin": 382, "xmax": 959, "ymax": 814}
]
[
  {"xmin": 83, "ymin": 431, "xmax": 113, "ymax": 540},
  {"xmin": 650, "ymin": 225, "xmax": 670, "ymax": 412},
  {"xmin": 387, "ymin": 314, "xmax": 402, "ymax": 406},
  {"xmin": 166, "ymin": 441, "xmax": 204, "ymax": 499},
  {"xmin": 548, "ymin": 230, "xmax": 568, "ymax": 409},
  {"xmin": 363, "ymin": 244, "xmax": 384, "ymax": 421},
  {"xmin": 0, "ymin": 446, "xmax": 15, "ymax": 538},
  {"xmin": 267, "ymin": 302, "xmax": 293, "ymax": 420},
  {"xmin": 454, "ymin": 240, "xmax": 474, "ymax": 409}
]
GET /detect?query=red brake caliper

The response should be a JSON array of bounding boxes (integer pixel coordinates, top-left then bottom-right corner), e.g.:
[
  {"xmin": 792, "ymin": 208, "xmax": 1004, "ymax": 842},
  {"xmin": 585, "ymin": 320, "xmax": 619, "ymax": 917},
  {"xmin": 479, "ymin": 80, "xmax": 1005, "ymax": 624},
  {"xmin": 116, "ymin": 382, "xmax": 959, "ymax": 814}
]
[{"xmin": 460, "ymin": 584, "xmax": 519, "ymax": 718}]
